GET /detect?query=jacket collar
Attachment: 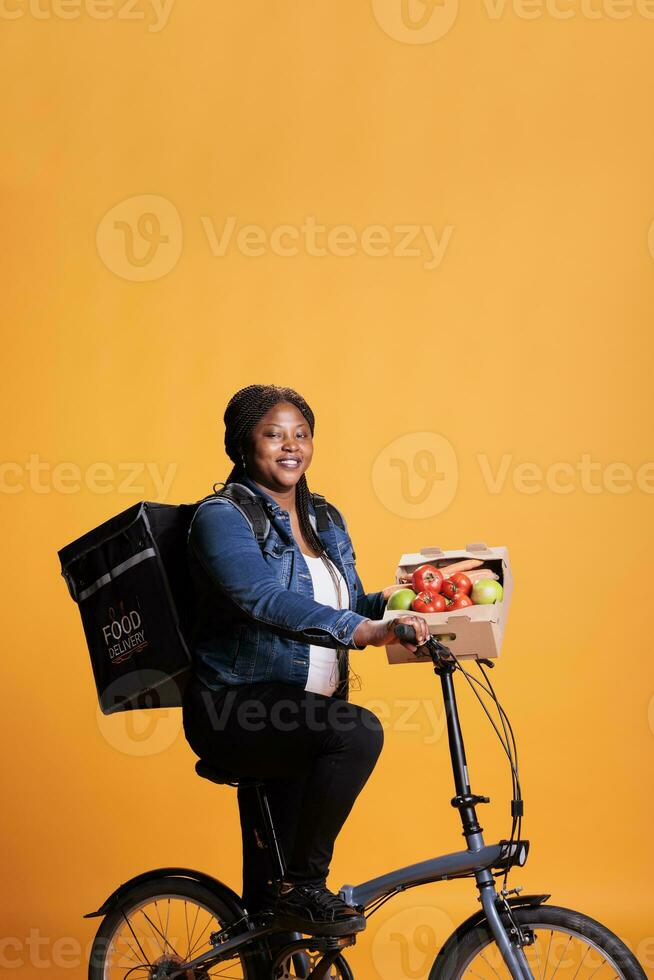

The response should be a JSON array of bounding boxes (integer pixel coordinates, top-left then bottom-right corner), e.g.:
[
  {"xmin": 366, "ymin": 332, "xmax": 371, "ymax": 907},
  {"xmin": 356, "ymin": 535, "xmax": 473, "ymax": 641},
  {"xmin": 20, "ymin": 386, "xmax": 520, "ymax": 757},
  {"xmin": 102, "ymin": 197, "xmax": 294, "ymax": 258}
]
[
  {"xmin": 238, "ymin": 475, "xmax": 342, "ymax": 565},
  {"xmin": 238, "ymin": 473, "xmax": 316, "ymax": 519}
]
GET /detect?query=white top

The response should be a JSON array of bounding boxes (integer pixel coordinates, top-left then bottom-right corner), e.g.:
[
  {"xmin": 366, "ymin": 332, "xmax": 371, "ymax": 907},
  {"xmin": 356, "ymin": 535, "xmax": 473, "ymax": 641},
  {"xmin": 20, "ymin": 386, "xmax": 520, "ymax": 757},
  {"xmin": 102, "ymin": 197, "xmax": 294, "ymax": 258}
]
[{"xmin": 303, "ymin": 554, "xmax": 348, "ymax": 696}]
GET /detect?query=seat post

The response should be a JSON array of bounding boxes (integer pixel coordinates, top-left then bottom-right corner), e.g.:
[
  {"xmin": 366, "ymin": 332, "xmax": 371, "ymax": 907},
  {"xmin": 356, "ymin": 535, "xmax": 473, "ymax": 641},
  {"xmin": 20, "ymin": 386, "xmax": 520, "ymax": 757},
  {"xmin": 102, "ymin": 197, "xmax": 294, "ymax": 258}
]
[{"xmin": 253, "ymin": 784, "xmax": 286, "ymax": 887}]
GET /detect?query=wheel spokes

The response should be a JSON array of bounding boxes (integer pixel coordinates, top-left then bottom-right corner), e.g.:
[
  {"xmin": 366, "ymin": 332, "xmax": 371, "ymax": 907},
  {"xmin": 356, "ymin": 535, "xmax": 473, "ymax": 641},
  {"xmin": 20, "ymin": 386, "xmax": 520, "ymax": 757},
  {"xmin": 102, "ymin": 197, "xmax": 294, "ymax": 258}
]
[
  {"xmin": 464, "ymin": 925, "xmax": 625, "ymax": 979},
  {"xmin": 103, "ymin": 895, "xmax": 246, "ymax": 979}
]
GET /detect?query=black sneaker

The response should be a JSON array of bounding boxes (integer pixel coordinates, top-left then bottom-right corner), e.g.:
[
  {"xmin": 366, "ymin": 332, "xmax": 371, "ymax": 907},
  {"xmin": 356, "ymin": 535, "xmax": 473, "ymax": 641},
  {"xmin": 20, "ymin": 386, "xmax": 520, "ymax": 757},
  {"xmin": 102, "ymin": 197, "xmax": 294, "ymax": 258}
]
[{"xmin": 272, "ymin": 882, "xmax": 366, "ymax": 937}]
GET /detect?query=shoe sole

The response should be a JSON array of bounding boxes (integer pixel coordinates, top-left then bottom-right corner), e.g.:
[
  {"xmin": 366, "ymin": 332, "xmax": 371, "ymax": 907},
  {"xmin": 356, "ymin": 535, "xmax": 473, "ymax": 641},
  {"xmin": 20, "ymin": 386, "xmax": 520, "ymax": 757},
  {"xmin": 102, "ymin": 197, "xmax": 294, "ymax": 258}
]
[{"xmin": 272, "ymin": 912, "xmax": 366, "ymax": 937}]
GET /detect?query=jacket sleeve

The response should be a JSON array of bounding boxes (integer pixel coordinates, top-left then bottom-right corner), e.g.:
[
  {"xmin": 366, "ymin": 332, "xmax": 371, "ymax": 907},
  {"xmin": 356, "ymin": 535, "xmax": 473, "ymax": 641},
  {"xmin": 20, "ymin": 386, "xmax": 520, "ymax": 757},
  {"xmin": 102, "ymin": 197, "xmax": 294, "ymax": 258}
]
[
  {"xmin": 354, "ymin": 570, "xmax": 387, "ymax": 621},
  {"xmin": 328, "ymin": 502, "xmax": 388, "ymax": 624},
  {"xmin": 188, "ymin": 497, "xmax": 369, "ymax": 650}
]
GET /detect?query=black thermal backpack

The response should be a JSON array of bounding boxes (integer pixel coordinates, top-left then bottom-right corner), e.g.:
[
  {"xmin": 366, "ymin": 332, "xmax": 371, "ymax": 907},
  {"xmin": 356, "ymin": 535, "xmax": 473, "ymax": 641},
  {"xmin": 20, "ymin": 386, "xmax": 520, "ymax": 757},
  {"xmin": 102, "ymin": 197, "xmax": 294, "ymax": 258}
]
[{"xmin": 57, "ymin": 483, "xmax": 344, "ymax": 715}]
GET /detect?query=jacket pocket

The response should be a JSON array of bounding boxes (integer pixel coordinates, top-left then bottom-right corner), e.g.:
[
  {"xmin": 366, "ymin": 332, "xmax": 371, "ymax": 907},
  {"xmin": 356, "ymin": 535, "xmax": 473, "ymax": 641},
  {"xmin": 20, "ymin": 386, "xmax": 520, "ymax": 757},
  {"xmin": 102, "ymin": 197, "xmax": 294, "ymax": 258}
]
[
  {"xmin": 261, "ymin": 535, "xmax": 290, "ymax": 584},
  {"xmin": 231, "ymin": 623, "xmax": 259, "ymax": 682}
]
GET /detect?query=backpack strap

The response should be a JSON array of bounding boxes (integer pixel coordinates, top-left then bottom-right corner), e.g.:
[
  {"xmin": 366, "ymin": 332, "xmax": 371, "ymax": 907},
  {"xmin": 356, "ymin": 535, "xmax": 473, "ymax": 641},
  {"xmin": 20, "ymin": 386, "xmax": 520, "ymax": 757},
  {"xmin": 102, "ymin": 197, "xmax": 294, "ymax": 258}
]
[
  {"xmin": 214, "ymin": 483, "xmax": 270, "ymax": 546},
  {"xmin": 312, "ymin": 494, "xmax": 356, "ymax": 560},
  {"xmin": 311, "ymin": 493, "xmax": 346, "ymax": 533}
]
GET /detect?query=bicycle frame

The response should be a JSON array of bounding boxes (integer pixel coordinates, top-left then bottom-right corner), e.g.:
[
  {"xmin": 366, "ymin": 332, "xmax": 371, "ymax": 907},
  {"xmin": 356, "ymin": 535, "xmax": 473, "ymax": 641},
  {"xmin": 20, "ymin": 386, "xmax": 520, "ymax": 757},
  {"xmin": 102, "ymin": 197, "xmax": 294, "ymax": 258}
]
[{"xmin": 337, "ymin": 638, "xmax": 537, "ymax": 980}]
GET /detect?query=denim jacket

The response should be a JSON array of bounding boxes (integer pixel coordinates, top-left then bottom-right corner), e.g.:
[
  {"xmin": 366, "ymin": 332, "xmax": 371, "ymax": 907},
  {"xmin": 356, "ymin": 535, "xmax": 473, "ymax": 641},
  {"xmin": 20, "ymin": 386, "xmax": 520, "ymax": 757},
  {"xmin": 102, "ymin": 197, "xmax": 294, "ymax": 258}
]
[{"xmin": 186, "ymin": 475, "xmax": 387, "ymax": 701}]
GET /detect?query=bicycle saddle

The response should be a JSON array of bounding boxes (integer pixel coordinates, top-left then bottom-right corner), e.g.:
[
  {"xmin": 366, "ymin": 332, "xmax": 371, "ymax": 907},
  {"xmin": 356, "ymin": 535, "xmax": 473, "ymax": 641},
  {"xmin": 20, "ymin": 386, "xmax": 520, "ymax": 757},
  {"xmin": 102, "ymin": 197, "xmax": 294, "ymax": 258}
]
[{"xmin": 194, "ymin": 759, "xmax": 261, "ymax": 787}]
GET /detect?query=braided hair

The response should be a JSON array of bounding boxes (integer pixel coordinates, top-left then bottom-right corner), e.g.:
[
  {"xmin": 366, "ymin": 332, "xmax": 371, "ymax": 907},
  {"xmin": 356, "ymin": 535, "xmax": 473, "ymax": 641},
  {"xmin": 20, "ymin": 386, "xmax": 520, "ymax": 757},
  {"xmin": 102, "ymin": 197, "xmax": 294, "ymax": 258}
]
[{"xmin": 214, "ymin": 383, "xmax": 325, "ymax": 557}]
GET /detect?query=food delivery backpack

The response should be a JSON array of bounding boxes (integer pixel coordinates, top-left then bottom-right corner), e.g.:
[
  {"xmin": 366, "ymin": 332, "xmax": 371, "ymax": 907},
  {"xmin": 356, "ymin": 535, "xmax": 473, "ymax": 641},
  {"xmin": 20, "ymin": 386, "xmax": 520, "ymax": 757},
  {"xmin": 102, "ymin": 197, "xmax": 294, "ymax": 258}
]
[{"xmin": 57, "ymin": 483, "xmax": 344, "ymax": 715}]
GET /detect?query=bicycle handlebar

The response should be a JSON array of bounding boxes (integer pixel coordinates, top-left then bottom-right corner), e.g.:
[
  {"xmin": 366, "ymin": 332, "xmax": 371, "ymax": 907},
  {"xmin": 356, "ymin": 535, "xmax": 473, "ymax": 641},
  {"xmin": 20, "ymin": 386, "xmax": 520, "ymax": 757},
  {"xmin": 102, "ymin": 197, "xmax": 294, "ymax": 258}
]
[{"xmin": 394, "ymin": 623, "xmax": 418, "ymax": 644}]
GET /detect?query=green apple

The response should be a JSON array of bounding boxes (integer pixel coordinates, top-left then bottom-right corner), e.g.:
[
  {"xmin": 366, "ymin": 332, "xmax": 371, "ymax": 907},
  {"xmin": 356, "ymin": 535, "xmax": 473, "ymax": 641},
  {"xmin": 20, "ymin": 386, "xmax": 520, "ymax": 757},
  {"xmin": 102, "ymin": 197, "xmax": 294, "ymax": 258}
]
[
  {"xmin": 471, "ymin": 579, "xmax": 503, "ymax": 604},
  {"xmin": 387, "ymin": 588, "xmax": 417, "ymax": 611}
]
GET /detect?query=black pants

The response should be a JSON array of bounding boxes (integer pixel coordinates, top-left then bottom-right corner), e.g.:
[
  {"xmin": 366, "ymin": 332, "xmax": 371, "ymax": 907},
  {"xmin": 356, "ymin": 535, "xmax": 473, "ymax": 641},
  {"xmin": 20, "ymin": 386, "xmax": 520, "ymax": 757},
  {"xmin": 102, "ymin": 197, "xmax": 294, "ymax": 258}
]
[{"xmin": 182, "ymin": 676, "xmax": 384, "ymax": 913}]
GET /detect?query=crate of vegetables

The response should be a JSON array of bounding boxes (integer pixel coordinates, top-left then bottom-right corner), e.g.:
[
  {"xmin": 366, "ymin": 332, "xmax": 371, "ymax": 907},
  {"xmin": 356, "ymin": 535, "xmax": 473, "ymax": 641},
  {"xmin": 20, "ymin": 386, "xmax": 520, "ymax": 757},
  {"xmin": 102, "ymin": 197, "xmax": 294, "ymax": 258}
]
[{"xmin": 384, "ymin": 542, "xmax": 512, "ymax": 664}]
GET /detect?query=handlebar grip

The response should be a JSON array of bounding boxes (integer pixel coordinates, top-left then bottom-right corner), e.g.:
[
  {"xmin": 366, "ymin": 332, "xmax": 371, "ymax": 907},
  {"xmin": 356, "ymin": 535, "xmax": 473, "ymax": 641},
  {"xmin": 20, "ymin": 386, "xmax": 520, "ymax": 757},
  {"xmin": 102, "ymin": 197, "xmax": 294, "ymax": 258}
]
[{"xmin": 394, "ymin": 623, "xmax": 417, "ymax": 643}]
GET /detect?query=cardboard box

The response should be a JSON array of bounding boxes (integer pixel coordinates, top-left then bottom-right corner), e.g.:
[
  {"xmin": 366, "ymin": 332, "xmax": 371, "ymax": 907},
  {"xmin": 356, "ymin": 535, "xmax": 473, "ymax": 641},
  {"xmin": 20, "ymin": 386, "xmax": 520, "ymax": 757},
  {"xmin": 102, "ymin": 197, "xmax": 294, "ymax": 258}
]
[{"xmin": 384, "ymin": 542, "xmax": 512, "ymax": 664}]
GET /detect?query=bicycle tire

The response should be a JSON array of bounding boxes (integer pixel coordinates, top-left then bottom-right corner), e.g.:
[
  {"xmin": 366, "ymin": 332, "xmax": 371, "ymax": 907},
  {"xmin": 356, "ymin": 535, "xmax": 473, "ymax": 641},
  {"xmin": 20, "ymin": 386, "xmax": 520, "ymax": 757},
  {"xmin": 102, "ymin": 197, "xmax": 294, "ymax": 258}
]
[
  {"xmin": 429, "ymin": 903, "xmax": 646, "ymax": 980},
  {"xmin": 87, "ymin": 876, "xmax": 269, "ymax": 979}
]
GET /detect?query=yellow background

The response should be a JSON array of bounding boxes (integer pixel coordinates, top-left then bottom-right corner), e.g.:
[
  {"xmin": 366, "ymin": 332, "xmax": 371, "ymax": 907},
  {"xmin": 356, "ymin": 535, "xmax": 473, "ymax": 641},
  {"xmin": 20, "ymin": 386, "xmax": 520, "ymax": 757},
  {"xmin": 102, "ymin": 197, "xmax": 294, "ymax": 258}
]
[{"xmin": 2, "ymin": 0, "xmax": 654, "ymax": 976}]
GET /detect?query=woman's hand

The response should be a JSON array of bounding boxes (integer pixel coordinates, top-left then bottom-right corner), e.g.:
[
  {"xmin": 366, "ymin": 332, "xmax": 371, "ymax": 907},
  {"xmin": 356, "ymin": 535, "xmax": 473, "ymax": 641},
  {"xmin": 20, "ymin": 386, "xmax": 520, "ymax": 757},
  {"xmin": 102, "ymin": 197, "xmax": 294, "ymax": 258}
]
[{"xmin": 352, "ymin": 615, "xmax": 431, "ymax": 653}]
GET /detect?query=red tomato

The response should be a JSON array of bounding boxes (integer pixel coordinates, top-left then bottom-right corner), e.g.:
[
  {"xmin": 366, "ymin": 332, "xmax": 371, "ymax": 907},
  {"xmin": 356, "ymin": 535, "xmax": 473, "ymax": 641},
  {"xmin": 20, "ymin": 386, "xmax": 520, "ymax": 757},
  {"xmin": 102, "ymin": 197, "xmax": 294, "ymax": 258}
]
[
  {"xmin": 411, "ymin": 591, "xmax": 447, "ymax": 614},
  {"xmin": 411, "ymin": 564, "xmax": 443, "ymax": 594},
  {"xmin": 441, "ymin": 579, "xmax": 458, "ymax": 601},
  {"xmin": 450, "ymin": 572, "xmax": 472, "ymax": 595},
  {"xmin": 448, "ymin": 594, "xmax": 474, "ymax": 610}
]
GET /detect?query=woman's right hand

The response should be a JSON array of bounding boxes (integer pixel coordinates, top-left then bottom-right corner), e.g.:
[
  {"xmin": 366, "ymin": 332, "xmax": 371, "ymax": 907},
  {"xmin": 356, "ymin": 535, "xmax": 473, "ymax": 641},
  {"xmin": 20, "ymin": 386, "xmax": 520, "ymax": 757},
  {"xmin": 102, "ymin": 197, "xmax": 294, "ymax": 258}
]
[{"xmin": 352, "ymin": 615, "xmax": 431, "ymax": 653}]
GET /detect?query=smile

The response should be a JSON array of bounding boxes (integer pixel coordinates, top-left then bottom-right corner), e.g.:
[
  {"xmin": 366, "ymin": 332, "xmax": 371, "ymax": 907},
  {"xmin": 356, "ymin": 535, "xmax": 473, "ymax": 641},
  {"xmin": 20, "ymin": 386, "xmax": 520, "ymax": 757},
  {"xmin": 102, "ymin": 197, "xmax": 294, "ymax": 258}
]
[{"xmin": 276, "ymin": 459, "xmax": 301, "ymax": 468}]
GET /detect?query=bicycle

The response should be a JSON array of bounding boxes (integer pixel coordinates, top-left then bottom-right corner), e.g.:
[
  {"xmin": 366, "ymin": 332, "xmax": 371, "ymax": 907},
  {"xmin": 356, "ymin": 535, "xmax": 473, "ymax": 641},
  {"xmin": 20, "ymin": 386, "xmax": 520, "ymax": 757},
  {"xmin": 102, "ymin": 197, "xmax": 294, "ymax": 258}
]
[{"xmin": 85, "ymin": 625, "xmax": 647, "ymax": 979}]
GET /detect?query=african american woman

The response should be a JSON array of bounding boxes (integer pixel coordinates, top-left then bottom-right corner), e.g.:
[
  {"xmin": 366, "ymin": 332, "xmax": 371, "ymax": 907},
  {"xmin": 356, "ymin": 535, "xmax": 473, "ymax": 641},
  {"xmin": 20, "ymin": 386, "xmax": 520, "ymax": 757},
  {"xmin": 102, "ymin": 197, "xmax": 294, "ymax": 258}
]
[{"xmin": 181, "ymin": 384, "xmax": 429, "ymax": 944}]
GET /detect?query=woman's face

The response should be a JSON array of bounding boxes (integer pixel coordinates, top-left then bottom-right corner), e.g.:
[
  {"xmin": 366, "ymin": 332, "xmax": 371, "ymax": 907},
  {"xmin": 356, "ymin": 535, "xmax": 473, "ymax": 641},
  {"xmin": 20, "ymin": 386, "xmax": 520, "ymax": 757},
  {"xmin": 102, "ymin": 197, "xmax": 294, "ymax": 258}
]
[{"xmin": 245, "ymin": 401, "xmax": 313, "ymax": 491}]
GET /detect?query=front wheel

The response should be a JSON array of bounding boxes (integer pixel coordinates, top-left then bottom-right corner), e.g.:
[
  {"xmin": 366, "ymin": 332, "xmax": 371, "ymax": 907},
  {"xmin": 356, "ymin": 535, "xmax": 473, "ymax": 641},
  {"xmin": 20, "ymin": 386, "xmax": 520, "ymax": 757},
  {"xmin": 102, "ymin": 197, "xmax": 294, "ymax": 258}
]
[{"xmin": 430, "ymin": 904, "xmax": 646, "ymax": 980}]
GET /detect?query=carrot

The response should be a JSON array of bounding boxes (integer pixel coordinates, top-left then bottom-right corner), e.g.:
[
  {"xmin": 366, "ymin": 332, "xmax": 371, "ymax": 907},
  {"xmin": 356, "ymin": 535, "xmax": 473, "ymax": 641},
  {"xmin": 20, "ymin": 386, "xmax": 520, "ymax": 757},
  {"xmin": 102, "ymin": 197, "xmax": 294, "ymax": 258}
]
[
  {"xmin": 466, "ymin": 569, "xmax": 499, "ymax": 583},
  {"xmin": 438, "ymin": 559, "xmax": 484, "ymax": 577}
]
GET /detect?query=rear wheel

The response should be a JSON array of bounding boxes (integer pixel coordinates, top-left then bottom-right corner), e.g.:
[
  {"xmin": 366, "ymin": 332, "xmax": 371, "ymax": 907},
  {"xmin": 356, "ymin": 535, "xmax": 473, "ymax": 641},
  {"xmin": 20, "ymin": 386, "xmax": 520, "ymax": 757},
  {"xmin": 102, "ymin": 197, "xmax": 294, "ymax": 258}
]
[
  {"xmin": 430, "ymin": 904, "xmax": 646, "ymax": 980},
  {"xmin": 87, "ymin": 877, "xmax": 268, "ymax": 979}
]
